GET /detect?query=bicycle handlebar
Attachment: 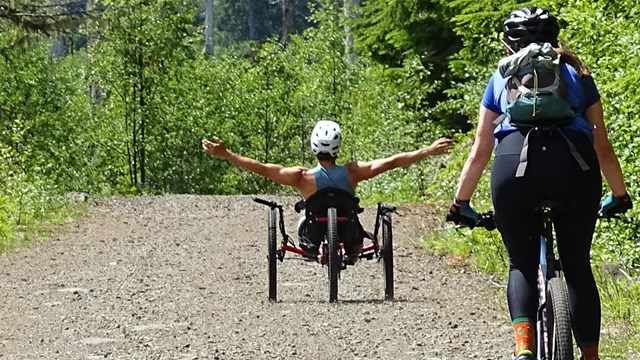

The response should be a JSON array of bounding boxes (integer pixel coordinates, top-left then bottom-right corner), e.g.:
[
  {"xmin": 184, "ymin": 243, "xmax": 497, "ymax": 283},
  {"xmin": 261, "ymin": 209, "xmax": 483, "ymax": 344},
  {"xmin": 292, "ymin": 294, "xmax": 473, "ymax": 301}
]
[{"xmin": 446, "ymin": 209, "xmax": 627, "ymax": 231}]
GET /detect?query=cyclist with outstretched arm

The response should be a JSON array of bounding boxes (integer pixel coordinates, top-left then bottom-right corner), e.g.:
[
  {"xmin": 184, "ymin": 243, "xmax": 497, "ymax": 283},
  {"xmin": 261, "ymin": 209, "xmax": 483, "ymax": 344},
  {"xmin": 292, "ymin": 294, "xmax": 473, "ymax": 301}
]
[{"xmin": 203, "ymin": 120, "xmax": 452, "ymax": 257}]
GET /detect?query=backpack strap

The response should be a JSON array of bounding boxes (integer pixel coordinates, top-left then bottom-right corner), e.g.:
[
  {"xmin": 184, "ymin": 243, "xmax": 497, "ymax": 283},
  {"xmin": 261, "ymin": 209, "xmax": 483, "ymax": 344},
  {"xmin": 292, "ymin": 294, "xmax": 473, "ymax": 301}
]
[
  {"xmin": 515, "ymin": 127, "xmax": 590, "ymax": 178},
  {"xmin": 557, "ymin": 129, "xmax": 590, "ymax": 172},
  {"xmin": 515, "ymin": 128, "xmax": 534, "ymax": 177}
]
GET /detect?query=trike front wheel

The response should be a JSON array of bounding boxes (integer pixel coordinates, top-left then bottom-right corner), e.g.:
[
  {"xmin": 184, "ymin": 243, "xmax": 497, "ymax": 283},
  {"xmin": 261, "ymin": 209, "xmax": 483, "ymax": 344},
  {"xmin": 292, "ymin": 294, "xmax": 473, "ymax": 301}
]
[
  {"xmin": 382, "ymin": 214, "xmax": 394, "ymax": 300},
  {"xmin": 267, "ymin": 208, "xmax": 277, "ymax": 302},
  {"xmin": 327, "ymin": 207, "xmax": 340, "ymax": 303}
]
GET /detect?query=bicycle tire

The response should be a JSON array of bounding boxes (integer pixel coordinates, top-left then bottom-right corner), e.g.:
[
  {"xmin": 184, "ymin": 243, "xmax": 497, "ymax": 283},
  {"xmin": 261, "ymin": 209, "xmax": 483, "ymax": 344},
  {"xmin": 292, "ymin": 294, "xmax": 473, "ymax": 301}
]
[
  {"xmin": 546, "ymin": 277, "xmax": 573, "ymax": 360},
  {"xmin": 382, "ymin": 214, "xmax": 394, "ymax": 300},
  {"xmin": 267, "ymin": 208, "xmax": 277, "ymax": 302},
  {"xmin": 327, "ymin": 207, "xmax": 340, "ymax": 303}
]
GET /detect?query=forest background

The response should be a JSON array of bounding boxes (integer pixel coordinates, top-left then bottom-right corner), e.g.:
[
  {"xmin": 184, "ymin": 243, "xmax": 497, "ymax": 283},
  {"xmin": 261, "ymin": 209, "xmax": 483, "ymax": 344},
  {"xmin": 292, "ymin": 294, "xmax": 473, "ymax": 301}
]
[{"xmin": 1, "ymin": 0, "xmax": 639, "ymax": 355}]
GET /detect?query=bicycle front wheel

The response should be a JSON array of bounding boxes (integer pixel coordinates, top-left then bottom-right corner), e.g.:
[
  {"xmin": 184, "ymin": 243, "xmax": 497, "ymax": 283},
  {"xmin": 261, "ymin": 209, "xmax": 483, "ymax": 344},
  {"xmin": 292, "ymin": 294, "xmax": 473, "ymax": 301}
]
[
  {"xmin": 327, "ymin": 207, "xmax": 340, "ymax": 303},
  {"xmin": 546, "ymin": 277, "xmax": 573, "ymax": 360},
  {"xmin": 381, "ymin": 214, "xmax": 394, "ymax": 300},
  {"xmin": 267, "ymin": 207, "xmax": 277, "ymax": 302}
]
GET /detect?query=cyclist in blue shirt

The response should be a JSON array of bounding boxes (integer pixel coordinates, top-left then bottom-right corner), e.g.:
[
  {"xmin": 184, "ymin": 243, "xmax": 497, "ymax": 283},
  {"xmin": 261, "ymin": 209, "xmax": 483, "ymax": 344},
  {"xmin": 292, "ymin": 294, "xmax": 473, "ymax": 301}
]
[
  {"xmin": 203, "ymin": 120, "xmax": 452, "ymax": 257},
  {"xmin": 447, "ymin": 7, "xmax": 632, "ymax": 360}
]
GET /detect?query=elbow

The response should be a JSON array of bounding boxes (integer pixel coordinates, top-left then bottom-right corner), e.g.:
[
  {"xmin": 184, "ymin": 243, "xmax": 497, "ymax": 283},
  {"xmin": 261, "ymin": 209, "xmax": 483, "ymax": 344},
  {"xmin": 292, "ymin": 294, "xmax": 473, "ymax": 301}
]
[
  {"xmin": 596, "ymin": 146, "xmax": 618, "ymax": 166},
  {"xmin": 467, "ymin": 147, "xmax": 492, "ymax": 167}
]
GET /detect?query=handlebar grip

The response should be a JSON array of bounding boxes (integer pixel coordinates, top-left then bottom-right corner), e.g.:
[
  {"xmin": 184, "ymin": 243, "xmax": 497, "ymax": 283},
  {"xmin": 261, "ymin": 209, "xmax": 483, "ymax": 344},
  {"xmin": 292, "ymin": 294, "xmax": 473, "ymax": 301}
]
[
  {"xmin": 253, "ymin": 197, "xmax": 277, "ymax": 208},
  {"xmin": 446, "ymin": 211, "xmax": 496, "ymax": 230}
]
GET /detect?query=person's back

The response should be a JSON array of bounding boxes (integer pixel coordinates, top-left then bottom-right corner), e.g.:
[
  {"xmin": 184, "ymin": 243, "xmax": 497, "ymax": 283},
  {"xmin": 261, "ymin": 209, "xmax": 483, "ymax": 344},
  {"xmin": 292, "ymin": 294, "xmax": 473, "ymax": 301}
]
[
  {"xmin": 310, "ymin": 164, "xmax": 354, "ymax": 195},
  {"xmin": 447, "ymin": 7, "xmax": 632, "ymax": 360}
]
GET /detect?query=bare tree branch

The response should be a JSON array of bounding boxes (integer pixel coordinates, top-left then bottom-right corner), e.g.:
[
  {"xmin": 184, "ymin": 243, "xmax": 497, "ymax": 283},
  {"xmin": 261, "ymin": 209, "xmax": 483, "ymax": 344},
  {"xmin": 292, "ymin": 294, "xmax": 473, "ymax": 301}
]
[{"xmin": 0, "ymin": 1, "xmax": 97, "ymax": 34}]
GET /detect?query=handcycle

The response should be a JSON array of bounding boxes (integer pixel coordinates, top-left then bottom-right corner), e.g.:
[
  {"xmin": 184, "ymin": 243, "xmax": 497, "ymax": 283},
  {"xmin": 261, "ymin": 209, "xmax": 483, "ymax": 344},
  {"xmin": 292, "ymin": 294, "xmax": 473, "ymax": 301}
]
[
  {"xmin": 253, "ymin": 187, "xmax": 398, "ymax": 303},
  {"xmin": 447, "ymin": 200, "xmax": 579, "ymax": 360}
]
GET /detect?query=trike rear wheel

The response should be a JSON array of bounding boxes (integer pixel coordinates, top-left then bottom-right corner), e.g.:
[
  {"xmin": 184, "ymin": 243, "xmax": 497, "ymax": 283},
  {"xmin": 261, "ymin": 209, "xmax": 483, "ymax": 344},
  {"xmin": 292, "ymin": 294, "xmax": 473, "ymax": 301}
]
[
  {"xmin": 546, "ymin": 277, "xmax": 573, "ymax": 360},
  {"xmin": 382, "ymin": 214, "xmax": 394, "ymax": 300},
  {"xmin": 267, "ymin": 208, "xmax": 277, "ymax": 302},
  {"xmin": 327, "ymin": 207, "xmax": 340, "ymax": 303}
]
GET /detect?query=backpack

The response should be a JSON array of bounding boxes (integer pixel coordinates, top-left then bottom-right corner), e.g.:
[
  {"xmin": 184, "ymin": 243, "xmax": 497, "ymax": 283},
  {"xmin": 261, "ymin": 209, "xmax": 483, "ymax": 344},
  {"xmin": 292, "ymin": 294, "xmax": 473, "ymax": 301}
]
[
  {"xmin": 496, "ymin": 42, "xmax": 589, "ymax": 178},
  {"xmin": 498, "ymin": 42, "xmax": 574, "ymax": 127}
]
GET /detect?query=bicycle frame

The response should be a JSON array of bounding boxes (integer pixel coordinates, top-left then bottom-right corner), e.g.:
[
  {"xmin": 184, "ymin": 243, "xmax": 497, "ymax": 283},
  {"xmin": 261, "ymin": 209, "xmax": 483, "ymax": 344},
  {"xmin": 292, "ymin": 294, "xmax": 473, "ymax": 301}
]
[
  {"xmin": 254, "ymin": 198, "xmax": 394, "ymax": 264},
  {"xmin": 536, "ymin": 206, "xmax": 560, "ymax": 360}
]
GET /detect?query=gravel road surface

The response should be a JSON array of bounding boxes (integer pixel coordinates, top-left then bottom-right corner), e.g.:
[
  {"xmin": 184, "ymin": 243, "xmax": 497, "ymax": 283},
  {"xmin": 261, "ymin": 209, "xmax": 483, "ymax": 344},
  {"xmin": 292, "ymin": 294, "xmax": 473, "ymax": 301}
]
[{"xmin": 0, "ymin": 195, "xmax": 512, "ymax": 359}]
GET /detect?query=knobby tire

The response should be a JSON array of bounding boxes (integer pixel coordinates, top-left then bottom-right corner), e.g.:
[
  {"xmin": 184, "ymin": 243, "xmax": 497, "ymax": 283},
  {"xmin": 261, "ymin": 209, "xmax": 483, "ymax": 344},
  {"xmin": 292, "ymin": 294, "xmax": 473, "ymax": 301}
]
[
  {"xmin": 546, "ymin": 277, "xmax": 573, "ymax": 360},
  {"xmin": 382, "ymin": 215, "xmax": 394, "ymax": 300},
  {"xmin": 267, "ymin": 208, "xmax": 277, "ymax": 302},
  {"xmin": 327, "ymin": 207, "xmax": 340, "ymax": 303}
]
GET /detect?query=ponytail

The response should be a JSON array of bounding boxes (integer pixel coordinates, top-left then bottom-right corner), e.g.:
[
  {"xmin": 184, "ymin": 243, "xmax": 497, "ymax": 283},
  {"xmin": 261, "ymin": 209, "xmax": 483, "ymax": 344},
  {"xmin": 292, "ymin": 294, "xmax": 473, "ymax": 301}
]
[{"xmin": 556, "ymin": 46, "xmax": 591, "ymax": 77}]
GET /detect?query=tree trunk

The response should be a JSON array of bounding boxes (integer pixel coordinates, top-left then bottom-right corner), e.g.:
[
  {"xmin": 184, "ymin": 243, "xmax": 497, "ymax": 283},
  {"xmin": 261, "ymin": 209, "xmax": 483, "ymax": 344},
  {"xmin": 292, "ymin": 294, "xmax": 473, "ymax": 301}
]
[
  {"xmin": 344, "ymin": 0, "xmax": 361, "ymax": 64},
  {"xmin": 246, "ymin": 0, "xmax": 256, "ymax": 41},
  {"xmin": 204, "ymin": 0, "xmax": 214, "ymax": 56},
  {"xmin": 137, "ymin": 46, "xmax": 146, "ymax": 189},
  {"xmin": 281, "ymin": 0, "xmax": 296, "ymax": 44},
  {"xmin": 50, "ymin": 0, "xmax": 67, "ymax": 57}
]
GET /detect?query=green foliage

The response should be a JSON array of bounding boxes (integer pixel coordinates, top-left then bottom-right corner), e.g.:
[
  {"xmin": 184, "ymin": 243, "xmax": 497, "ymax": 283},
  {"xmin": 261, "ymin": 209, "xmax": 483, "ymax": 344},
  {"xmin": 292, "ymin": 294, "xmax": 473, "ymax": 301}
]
[
  {"xmin": 354, "ymin": 0, "xmax": 467, "ymax": 129},
  {"xmin": 0, "ymin": 1, "xmax": 639, "ymax": 350}
]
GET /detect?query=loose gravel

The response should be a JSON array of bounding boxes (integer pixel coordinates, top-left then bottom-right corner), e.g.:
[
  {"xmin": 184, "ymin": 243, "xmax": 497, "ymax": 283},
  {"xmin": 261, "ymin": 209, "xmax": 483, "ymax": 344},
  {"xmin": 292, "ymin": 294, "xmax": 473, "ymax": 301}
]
[{"xmin": 0, "ymin": 195, "xmax": 512, "ymax": 359}]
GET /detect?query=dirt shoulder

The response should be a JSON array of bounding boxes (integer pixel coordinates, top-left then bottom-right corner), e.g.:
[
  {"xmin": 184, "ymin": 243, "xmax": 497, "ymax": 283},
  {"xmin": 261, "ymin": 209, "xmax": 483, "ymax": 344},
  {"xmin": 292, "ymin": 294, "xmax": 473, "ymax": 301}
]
[{"xmin": 0, "ymin": 195, "xmax": 511, "ymax": 359}]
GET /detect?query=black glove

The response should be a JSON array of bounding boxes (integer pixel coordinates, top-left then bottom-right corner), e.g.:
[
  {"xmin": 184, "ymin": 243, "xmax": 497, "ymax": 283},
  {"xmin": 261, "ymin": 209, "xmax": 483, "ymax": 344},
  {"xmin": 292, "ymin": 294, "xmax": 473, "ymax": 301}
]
[
  {"xmin": 446, "ymin": 199, "xmax": 480, "ymax": 227},
  {"xmin": 599, "ymin": 193, "xmax": 633, "ymax": 218}
]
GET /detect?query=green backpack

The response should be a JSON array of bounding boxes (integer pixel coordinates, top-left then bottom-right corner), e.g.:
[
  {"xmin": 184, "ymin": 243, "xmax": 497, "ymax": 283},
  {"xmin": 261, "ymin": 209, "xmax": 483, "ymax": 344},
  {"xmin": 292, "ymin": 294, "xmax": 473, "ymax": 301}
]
[
  {"xmin": 497, "ymin": 42, "xmax": 589, "ymax": 178},
  {"xmin": 499, "ymin": 42, "xmax": 575, "ymax": 127}
]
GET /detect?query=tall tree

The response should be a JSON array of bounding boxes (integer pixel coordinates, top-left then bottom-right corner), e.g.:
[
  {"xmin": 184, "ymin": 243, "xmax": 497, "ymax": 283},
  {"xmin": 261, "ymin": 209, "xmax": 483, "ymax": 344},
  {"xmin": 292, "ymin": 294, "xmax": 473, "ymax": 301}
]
[
  {"xmin": 282, "ymin": 0, "xmax": 296, "ymax": 43},
  {"xmin": 204, "ymin": 0, "xmax": 214, "ymax": 56},
  {"xmin": 246, "ymin": 0, "xmax": 257, "ymax": 40},
  {"xmin": 344, "ymin": 0, "xmax": 361, "ymax": 64},
  {"xmin": 0, "ymin": 1, "xmax": 94, "ymax": 34}
]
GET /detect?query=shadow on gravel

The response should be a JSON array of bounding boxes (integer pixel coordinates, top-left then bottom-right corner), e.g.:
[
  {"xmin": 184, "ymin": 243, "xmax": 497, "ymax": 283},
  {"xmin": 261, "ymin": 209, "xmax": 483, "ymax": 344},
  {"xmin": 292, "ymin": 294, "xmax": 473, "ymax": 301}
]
[{"xmin": 274, "ymin": 298, "xmax": 419, "ymax": 305}]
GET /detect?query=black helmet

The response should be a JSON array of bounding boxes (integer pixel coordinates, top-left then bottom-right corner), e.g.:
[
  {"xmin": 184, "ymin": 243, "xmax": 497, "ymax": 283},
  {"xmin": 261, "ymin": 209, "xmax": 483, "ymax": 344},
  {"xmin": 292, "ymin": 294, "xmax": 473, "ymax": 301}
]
[{"xmin": 503, "ymin": 7, "xmax": 560, "ymax": 50}]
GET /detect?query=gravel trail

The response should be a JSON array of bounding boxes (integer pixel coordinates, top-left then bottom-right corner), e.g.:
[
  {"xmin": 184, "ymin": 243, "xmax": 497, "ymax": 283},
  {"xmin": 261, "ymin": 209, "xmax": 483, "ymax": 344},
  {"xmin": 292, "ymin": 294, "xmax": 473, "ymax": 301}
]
[{"xmin": 0, "ymin": 195, "xmax": 512, "ymax": 359}]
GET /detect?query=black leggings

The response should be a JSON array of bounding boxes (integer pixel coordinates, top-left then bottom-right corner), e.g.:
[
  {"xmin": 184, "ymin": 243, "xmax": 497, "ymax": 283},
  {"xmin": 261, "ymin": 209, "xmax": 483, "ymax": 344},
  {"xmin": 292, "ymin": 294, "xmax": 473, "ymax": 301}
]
[{"xmin": 490, "ymin": 129, "xmax": 602, "ymax": 346}]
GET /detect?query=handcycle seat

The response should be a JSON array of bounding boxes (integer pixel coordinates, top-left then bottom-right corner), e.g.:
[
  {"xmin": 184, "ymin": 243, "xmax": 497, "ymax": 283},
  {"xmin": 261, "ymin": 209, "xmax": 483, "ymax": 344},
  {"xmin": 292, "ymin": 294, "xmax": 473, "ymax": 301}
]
[{"xmin": 299, "ymin": 188, "xmax": 365, "ymax": 253}]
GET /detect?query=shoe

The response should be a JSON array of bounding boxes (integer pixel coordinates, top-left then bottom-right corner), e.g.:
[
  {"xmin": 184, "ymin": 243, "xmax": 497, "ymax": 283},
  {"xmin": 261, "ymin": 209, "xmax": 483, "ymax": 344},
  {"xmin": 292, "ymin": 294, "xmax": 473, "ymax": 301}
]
[
  {"xmin": 512, "ymin": 350, "xmax": 534, "ymax": 360},
  {"xmin": 297, "ymin": 217, "xmax": 317, "ymax": 255}
]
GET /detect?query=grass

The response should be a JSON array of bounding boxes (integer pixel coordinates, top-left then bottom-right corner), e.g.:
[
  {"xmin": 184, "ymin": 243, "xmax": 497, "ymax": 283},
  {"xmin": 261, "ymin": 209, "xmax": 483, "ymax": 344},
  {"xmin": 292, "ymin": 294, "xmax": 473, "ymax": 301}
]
[
  {"xmin": 597, "ymin": 269, "xmax": 640, "ymax": 358},
  {"xmin": 0, "ymin": 195, "xmax": 89, "ymax": 253}
]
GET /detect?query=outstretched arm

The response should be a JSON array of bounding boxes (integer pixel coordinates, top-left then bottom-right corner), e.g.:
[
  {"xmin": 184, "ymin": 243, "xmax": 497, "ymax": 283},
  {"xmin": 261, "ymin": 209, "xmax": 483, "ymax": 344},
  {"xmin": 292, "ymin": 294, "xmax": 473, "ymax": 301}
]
[
  {"xmin": 348, "ymin": 138, "xmax": 453, "ymax": 184},
  {"xmin": 201, "ymin": 136, "xmax": 306, "ymax": 188}
]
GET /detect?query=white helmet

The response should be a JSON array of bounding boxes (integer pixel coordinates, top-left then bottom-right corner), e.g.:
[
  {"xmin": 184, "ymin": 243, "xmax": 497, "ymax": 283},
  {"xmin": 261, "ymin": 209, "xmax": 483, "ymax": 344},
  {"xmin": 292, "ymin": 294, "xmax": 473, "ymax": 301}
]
[{"xmin": 310, "ymin": 120, "xmax": 342, "ymax": 157}]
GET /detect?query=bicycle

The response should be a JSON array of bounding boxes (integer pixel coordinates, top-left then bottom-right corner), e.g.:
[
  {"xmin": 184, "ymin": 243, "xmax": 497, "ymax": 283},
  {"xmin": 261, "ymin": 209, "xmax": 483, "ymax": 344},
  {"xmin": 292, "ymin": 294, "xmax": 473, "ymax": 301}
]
[
  {"xmin": 447, "ymin": 200, "xmax": 573, "ymax": 360},
  {"xmin": 254, "ymin": 187, "xmax": 398, "ymax": 303}
]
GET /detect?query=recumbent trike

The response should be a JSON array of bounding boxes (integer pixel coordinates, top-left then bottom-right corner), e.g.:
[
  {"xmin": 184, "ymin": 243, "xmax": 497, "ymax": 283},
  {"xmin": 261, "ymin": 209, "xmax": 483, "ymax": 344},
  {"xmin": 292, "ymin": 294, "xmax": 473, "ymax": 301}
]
[{"xmin": 253, "ymin": 188, "xmax": 397, "ymax": 303}]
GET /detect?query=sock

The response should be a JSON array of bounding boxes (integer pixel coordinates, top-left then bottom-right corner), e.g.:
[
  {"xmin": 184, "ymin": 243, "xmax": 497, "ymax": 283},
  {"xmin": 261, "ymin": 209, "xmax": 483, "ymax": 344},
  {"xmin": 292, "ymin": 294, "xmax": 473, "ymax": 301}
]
[
  {"xmin": 513, "ymin": 318, "xmax": 535, "ymax": 355},
  {"xmin": 581, "ymin": 344, "xmax": 599, "ymax": 360}
]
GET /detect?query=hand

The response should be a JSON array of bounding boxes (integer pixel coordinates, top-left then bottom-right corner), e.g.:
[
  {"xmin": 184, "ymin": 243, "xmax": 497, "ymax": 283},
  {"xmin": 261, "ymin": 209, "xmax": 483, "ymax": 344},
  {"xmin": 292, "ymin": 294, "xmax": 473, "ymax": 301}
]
[
  {"xmin": 201, "ymin": 136, "xmax": 228, "ymax": 158},
  {"xmin": 599, "ymin": 193, "xmax": 633, "ymax": 218},
  {"xmin": 428, "ymin": 138, "xmax": 454, "ymax": 155},
  {"xmin": 447, "ymin": 199, "xmax": 480, "ymax": 227}
]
